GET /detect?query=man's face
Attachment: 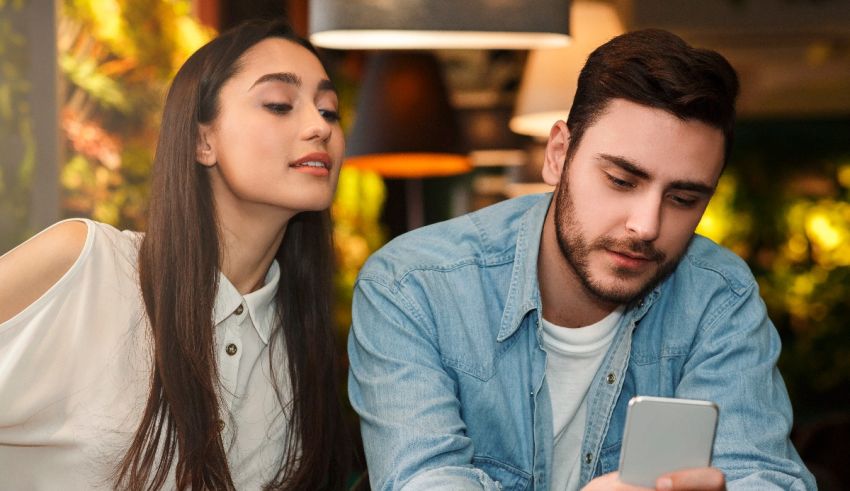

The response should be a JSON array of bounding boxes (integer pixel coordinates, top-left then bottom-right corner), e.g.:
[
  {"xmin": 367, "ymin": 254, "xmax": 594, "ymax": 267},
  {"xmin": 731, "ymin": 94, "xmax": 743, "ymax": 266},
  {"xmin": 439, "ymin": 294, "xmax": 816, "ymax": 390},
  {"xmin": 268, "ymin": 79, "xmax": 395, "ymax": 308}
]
[{"xmin": 552, "ymin": 99, "xmax": 725, "ymax": 304}]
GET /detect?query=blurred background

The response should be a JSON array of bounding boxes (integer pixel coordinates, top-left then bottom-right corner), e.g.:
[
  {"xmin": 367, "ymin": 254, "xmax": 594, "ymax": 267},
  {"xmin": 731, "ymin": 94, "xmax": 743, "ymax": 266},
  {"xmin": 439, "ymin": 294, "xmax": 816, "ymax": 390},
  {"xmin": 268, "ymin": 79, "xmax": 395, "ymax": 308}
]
[{"xmin": 1, "ymin": 0, "xmax": 848, "ymax": 488}]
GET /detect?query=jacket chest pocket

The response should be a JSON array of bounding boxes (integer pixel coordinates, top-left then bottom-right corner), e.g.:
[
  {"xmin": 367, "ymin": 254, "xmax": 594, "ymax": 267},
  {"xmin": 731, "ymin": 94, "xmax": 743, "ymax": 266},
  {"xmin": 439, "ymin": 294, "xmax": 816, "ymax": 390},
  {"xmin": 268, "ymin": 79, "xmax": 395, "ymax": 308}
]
[
  {"xmin": 473, "ymin": 456, "xmax": 531, "ymax": 490},
  {"xmin": 596, "ymin": 440, "xmax": 622, "ymax": 476}
]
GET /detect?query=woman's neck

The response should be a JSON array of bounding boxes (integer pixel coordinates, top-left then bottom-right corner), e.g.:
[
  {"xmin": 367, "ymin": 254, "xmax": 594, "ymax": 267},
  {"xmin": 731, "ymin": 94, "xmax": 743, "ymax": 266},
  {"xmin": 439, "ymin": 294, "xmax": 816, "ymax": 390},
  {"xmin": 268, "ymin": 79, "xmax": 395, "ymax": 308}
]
[{"xmin": 216, "ymin": 205, "xmax": 290, "ymax": 295}]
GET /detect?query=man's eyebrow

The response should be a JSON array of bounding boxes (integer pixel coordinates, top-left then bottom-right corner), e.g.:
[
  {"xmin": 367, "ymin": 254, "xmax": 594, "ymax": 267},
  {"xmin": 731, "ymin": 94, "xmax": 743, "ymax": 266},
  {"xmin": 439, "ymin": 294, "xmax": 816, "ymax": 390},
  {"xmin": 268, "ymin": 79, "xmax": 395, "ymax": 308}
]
[
  {"xmin": 249, "ymin": 72, "xmax": 301, "ymax": 90},
  {"xmin": 318, "ymin": 78, "xmax": 336, "ymax": 93},
  {"xmin": 599, "ymin": 153, "xmax": 716, "ymax": 195},
  {"xmin": 599, "ymin": 154, "xmax": 650, "ymax": 179}
]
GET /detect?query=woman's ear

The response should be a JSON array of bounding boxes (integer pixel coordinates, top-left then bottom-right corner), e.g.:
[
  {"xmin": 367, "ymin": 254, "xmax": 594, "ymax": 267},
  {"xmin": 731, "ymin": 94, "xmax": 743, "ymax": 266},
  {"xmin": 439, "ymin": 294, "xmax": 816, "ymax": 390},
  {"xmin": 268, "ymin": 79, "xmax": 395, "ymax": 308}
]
[
  {"xmin": 541, "ymin": 121, "xmax": 570, "ymax": 186},
  {"xmin": 196, "ymin": 124, "xmax": 217, "ymax": 167}
]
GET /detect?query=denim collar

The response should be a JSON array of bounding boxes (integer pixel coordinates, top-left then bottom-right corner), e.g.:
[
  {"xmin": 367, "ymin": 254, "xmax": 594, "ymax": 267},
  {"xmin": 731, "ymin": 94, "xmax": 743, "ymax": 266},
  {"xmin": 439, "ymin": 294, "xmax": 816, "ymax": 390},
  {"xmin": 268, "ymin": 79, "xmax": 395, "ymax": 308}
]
[{"xmin": 497, "ymin": 193, "xmax": 551, "ymax": 342}]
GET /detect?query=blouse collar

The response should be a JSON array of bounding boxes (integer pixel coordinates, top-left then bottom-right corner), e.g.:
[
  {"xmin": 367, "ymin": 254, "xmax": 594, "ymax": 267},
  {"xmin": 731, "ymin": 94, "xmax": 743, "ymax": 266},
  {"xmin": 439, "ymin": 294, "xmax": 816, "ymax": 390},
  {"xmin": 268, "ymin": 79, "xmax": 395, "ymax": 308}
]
[{"xmin": 212, "ymin": 260, "xmax": 280, "ymax": 344}]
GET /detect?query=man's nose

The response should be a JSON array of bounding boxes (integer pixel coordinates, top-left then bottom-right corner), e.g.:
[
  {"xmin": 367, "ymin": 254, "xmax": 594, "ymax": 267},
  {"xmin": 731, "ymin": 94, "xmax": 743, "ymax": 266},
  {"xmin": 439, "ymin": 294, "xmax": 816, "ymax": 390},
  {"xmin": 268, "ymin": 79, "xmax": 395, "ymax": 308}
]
[{"xmin": 625, "ymin": 195, "xmax": 661, "ymax": 242}]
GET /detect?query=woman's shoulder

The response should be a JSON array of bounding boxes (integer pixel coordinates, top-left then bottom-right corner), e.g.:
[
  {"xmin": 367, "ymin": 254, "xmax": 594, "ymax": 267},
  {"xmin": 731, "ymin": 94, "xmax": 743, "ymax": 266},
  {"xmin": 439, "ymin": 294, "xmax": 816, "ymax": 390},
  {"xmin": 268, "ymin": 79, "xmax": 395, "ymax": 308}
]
[{"xmin": 0, "ymin": 219, "xmax": 138, "ymax": 325}]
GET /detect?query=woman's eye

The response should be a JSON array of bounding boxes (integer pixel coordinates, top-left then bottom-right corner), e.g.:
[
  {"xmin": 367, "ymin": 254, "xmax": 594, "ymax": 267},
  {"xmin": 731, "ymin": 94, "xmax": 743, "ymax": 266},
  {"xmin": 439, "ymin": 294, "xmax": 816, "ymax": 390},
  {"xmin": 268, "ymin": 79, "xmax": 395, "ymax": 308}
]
[
  {"xmin": 263, "ymin": 103, "xmax": 292, "ymax": 114},
  {"xmin": 319, "ymin": 109, "xmax": 341, "ymax": 122}
]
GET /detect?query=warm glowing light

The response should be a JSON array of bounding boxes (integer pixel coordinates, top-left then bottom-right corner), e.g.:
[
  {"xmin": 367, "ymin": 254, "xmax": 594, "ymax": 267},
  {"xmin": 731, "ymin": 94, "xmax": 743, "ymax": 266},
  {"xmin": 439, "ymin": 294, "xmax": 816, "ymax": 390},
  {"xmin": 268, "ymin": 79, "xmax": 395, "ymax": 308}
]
[
  {"xmin": 696, "ymin": 175, "xmax": 748, "ymax": 247},
  {"xmin": 786, "ymin": 233, "xmax": 809, "ymax": 260},
  {"xmin": 511, "ymin": 1, "xmax": 624, "ymax": 137},
  {"xmin": 838, "ymin": 164, "xmax": 850, "ymax": 189},
  {"xmin": 806, "ymin": 212, "xmax": 843, "ymax": 251},
  {"xmin": 792, "ymin": 275, "xmax": 816, "ymax": 296},
  {"xmin": 311, "ymin": 31, "xmax": 569, "ymax": 50},
  {"xmin": 345, "ymin": 153, "xmax": 472, "ymax": 179}
]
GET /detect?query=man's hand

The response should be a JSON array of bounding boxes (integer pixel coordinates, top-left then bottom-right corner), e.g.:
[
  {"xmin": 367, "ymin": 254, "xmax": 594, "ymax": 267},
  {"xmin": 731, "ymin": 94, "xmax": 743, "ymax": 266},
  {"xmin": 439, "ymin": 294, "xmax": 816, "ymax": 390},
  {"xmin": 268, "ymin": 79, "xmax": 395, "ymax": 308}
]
[{"xmin": 581, "ymin": 468, "xmax": 726, "ymax": 491}]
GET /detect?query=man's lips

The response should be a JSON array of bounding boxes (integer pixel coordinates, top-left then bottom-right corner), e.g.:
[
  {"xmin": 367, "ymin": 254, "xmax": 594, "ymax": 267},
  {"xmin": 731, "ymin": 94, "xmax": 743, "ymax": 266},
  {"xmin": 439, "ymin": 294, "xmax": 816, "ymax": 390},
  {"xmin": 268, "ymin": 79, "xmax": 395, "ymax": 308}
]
[
  {"xmin": 592, "ymin": 237, "xmax": 664, "ymax": 271},
  {"xmin": 609, "ymin": 249, "xmax": 652, "ymax": 261},
  {"xmin": 605, "ymin": 248, "xmax": 657, "ymax": 269}
]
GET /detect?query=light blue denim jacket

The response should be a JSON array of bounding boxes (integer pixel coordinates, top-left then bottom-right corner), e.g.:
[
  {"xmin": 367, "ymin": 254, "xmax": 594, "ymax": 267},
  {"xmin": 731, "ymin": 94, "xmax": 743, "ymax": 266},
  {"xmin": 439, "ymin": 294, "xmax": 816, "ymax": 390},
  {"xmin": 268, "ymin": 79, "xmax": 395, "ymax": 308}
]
[{"xmin": 348, "ymin": 193, "xmax": 816, "ymax": 490}]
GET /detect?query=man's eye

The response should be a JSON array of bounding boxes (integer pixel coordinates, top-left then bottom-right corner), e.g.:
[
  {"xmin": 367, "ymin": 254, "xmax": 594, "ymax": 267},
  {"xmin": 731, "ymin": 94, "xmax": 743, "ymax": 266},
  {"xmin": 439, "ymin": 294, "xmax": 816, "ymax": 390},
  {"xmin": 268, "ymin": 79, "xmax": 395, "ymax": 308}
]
[
  {"xmin": 319, "ymin": 109, "xmax": 341, "ymax": 122},
  {"xmin": 263, "ymin": 103, "xmax": 292, "ymax": 114},
  {"xmin": 669, "ymin": 194, "xmax": 698, "ymax": 208},
  {"xmin": 606, "ymin": 174, "xmax": 634, "ymax": 189}
]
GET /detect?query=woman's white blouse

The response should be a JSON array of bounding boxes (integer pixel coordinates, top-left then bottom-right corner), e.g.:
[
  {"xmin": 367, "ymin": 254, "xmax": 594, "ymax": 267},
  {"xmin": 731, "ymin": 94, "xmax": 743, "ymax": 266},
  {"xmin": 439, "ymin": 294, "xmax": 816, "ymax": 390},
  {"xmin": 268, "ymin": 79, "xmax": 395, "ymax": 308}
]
[{"xmin": 0, "ymin": 219, "xmax": 290, "ymax": 489}]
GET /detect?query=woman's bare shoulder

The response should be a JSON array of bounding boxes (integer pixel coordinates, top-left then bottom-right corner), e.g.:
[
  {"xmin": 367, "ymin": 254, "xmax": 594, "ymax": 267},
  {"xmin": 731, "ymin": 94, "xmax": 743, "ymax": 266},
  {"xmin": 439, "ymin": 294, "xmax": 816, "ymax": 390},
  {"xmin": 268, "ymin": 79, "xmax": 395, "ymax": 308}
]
[{"xmin": 0, "ymin": 220, "xmax": 90, "ymax": 324}]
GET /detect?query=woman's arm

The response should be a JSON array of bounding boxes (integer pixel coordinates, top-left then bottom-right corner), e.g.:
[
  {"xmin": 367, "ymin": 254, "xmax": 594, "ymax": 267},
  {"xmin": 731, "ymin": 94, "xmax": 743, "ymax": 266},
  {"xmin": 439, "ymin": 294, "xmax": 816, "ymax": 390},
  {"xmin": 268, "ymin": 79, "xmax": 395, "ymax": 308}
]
[{"xmin": 0, "ymin": 220, "xmax": 88, "ymax": 324}]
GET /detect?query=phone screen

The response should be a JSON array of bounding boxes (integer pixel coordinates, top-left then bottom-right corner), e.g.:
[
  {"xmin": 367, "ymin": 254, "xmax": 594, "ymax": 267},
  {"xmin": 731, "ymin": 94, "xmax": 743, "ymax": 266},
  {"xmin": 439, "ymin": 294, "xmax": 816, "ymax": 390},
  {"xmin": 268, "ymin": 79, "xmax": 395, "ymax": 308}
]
[{"xmin": 618, "ymin": 396, "xmax": 719, "ymax": 488}]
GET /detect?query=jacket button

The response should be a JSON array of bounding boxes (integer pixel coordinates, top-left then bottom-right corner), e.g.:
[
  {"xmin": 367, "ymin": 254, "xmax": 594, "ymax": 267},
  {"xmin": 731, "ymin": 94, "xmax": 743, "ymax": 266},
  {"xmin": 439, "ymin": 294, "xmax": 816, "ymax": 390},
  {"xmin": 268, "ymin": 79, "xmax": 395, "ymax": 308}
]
[
  {"xmin": 606, "ymin": 372, "xmax": 616, "ymax": 384},
  {"xmin": 234, "ymin": 305, "xmax": 244, "ymax": 315},
  {"xmin": 226, "ymin": 343, "xmax": 238, "ymax": 356},
  {"xmin": 585, "ymin": 452, "xmax": 593, "ymax": 465}
]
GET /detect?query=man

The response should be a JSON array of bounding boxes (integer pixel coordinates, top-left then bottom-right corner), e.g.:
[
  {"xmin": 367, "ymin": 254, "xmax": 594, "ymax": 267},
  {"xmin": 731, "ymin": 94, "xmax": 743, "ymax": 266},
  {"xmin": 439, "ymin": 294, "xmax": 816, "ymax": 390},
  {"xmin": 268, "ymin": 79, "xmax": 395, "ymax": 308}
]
[{"xmin": 348, "ymin": 29, "xmax": 816, "ymax": 490}]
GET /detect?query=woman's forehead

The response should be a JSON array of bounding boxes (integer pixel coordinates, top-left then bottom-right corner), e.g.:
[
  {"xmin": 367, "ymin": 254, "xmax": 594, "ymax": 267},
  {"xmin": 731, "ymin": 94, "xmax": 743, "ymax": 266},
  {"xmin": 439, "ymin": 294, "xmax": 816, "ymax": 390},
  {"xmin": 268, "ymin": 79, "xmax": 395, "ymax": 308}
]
[{"xmin": 234, "ymin": 38, "xmax": 326, "ymax": 83}]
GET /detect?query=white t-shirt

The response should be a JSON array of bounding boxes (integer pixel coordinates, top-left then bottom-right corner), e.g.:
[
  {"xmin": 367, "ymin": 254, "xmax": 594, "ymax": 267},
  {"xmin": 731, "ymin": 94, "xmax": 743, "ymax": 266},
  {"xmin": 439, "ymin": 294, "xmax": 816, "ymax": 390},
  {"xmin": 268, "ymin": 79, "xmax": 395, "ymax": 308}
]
[
  {"xmin": 0, "ymin": 219, "xmax": 289, "ymax": 489},
  {"xmin": 542, "ymin": 307, "xmax": 622, "ymax": 491}
]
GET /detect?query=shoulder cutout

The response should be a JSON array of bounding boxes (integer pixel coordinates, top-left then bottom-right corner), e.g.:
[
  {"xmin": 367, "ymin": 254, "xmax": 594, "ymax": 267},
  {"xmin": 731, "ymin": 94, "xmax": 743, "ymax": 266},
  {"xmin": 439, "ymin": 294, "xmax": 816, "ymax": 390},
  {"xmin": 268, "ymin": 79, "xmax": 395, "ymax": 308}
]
[{"xmin": 0, "ymin": 220, "xmax": 89, "ymax": 324}]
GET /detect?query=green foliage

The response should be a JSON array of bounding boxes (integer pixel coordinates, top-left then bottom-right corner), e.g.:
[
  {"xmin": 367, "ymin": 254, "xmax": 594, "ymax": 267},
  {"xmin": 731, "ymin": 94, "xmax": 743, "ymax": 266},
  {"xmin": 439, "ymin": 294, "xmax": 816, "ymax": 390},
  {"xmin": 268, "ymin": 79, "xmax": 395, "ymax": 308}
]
[
  {"xmin": 0, "ymin": 0, "xmax": 37, "ymax": 253},
  {"xmin": 332, "ymin": 167, "xmax": 387, "ymax": 332},
  {"xmin": 59, "ymin": 0, "xmax": 212, "ymax": 230},
  {"xmin": 700, "ymin": 120, "xmax": 850, "ymax": 420}
]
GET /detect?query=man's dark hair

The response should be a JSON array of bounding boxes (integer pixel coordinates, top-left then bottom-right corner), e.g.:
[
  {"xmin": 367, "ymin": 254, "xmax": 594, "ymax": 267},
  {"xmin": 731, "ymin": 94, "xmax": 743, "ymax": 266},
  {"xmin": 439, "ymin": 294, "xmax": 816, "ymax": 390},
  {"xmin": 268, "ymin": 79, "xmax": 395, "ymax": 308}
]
[{"xmin": 566, "ymin": 28, "xmax": 739, "ymax": 165}]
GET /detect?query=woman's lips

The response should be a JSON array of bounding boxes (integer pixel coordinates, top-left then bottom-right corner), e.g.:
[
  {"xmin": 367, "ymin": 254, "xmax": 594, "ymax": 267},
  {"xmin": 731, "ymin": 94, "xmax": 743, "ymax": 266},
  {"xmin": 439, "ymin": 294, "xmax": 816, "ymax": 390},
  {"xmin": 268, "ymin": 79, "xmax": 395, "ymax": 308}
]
[{"xmin": 290, "ymin": 152, "xmax": 331, "ymax": 176}]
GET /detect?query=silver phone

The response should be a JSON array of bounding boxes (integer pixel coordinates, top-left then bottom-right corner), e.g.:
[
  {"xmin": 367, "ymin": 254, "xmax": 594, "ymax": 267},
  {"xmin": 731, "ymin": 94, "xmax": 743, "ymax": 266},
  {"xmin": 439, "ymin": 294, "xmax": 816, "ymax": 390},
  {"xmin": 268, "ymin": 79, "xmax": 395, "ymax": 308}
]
[{"xmin": 618, "ymin": 395, "xmax": 719, "ymax": 488}]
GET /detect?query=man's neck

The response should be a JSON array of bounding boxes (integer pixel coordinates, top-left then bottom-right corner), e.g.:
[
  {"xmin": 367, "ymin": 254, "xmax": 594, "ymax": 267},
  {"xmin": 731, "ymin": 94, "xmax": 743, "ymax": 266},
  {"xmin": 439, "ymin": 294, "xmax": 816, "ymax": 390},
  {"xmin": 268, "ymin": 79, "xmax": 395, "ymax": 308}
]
[{"xmin": 537, "ymin": 202, "xmax": 620, "ymax": 328}]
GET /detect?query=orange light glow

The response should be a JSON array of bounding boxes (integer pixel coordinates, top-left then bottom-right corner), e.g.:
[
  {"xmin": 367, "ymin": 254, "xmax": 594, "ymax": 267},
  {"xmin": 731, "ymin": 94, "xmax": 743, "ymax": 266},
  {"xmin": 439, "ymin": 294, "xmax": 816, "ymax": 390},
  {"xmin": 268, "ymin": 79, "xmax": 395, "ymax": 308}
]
[{"xmin": 345, "ymin": 153, "xmax": 472, "ymax": 179}]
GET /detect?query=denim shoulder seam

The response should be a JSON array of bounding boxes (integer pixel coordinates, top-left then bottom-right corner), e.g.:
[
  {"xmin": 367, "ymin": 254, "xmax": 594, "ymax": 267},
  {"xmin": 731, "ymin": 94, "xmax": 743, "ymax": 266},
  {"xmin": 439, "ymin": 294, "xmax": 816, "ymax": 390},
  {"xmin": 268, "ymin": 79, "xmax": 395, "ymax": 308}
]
[
  {"xmin": 699, "ymin": 283, "xmax": 758, "ymax": 340},
  {"xmin": 360, "ymin": 255, "xmax": 517, "ymax": 289},
  {"xmin": 467, "ymin": 211, "xmax": 495, "ymax": 256},
  {"xmin": 354, "ymin": 275, "xmax": 434, "ymax": 341},
  {"xmin": 684, "ymin": 247, "xmax": 751, "ymax": 297}
]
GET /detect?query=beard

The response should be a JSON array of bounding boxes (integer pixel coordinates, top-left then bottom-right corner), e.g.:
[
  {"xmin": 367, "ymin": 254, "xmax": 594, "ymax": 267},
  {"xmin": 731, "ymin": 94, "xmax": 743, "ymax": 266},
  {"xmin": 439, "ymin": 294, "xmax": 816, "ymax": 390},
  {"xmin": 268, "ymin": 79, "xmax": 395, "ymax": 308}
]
[{"xmin": 553, "ymin": 177, "xmax": 685, "ymax": 305}]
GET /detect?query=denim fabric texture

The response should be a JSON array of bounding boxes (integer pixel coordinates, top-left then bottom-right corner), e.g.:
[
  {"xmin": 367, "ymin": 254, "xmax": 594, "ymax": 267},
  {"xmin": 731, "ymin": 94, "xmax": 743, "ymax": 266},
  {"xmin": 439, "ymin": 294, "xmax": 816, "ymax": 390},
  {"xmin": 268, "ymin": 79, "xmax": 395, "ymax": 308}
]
[{"xmin": 348, "ymin": 193, "xmax": 816, "ymax": 491}]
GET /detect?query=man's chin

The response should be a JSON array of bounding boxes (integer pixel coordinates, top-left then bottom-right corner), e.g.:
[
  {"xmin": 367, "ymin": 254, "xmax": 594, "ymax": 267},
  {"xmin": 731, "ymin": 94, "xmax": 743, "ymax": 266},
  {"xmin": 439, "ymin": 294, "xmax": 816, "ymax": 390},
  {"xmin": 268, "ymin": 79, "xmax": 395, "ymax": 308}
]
[
  {"xmin": 587, "ymin": 285, "xmax": 645, "ymax": 305},
  {"xmin": 585, "ymin": 273, "xmax": 656, "ymax": 305}
]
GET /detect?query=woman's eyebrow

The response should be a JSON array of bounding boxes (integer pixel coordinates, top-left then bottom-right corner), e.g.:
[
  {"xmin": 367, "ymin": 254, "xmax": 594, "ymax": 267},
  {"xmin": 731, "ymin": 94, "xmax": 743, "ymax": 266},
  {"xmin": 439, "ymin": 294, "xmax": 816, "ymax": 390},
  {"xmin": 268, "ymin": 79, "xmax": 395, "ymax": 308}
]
[
  {"xmin": 249, "ymin": 73, "xmax": 337, "ymax": 96},
  {"xmin": 249, "ymin": 72, "xmax": 301, "ymax": 90}
]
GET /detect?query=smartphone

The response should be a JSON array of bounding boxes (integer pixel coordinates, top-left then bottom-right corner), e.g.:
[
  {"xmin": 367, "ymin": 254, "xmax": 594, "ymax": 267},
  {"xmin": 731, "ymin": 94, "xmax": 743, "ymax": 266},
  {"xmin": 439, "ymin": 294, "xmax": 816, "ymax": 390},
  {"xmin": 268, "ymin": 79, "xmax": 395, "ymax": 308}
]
[{"xmin": 618, "ymin": 395, "xmax": 719, "ymax": 488}]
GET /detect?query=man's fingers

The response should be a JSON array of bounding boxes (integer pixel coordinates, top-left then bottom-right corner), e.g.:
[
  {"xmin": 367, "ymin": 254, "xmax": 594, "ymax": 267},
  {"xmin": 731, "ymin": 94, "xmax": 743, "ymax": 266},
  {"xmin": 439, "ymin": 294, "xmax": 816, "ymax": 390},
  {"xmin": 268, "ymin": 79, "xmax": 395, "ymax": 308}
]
[
  {"xmin": 583, "ymin": 472, "xmax": 653, "ymax": 490},
  {"xmin": 657, "ymin": 467, "xmax": 726, "ymax": 491}
]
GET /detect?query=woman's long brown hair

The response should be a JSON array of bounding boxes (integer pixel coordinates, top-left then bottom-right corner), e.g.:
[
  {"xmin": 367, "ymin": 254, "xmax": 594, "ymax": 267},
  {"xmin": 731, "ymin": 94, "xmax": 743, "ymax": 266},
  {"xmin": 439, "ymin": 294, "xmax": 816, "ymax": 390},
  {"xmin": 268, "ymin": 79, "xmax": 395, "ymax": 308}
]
[{"xmin": 116, "ymin": 20, "xmax": 350, "ymax": 490}]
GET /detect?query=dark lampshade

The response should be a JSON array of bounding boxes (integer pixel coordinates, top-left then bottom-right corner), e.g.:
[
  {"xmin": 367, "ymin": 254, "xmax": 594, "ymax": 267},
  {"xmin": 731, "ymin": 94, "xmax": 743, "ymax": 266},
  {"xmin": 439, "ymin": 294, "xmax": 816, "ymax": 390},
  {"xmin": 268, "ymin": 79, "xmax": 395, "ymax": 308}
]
[
  {"xmin": 309, "ymin": 0, "xmax": 571, "ymax": 50},
  {"xmin": 345, "ymin": 52, "xmax": 471, "ymax": 179}
]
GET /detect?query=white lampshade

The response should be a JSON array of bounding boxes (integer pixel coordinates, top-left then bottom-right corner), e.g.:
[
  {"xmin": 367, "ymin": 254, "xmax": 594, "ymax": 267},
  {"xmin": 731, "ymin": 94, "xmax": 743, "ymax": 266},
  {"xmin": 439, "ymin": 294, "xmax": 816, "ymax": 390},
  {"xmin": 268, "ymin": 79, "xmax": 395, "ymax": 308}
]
[
  {"xmin": 309, "ymin": 0, "xmax": 571, "ymax": 50},
  {"xmin": 510, "ymin": 1, "xmax": 624, "ymax": 137}
]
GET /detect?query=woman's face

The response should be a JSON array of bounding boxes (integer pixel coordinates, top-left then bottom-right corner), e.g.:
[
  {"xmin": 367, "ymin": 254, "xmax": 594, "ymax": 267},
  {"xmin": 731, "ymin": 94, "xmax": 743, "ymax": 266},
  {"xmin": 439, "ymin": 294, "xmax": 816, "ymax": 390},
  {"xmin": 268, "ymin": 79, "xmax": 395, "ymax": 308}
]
[{"xmin": 197, "ymin": 38, "xmax": 344, "ymax": 221}]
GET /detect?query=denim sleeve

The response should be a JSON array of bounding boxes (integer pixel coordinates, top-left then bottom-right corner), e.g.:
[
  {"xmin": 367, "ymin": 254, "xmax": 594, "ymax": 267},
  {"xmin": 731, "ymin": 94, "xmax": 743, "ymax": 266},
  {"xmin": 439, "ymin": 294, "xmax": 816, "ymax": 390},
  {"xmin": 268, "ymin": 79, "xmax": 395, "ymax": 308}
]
[
  {"xmin": 676, "ymin": 283, "xmax": 817, "ymax": 490},
  {"xmin": 348, "ymin": 277, "xmax": 502, "ymax": 491}
]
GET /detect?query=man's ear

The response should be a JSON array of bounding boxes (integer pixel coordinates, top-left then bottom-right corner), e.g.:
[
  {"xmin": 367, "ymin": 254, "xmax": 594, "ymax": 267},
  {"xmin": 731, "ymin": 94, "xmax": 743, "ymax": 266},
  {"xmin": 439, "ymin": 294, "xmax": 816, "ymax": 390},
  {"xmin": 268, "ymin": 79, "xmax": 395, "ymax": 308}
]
[
  {"xmin": 196, "ymin": 124, "xmax": 217, "ymax": 167},
  {"xmin": 541, "ymin": 120, "xmax": 570, "ymax": 186}
]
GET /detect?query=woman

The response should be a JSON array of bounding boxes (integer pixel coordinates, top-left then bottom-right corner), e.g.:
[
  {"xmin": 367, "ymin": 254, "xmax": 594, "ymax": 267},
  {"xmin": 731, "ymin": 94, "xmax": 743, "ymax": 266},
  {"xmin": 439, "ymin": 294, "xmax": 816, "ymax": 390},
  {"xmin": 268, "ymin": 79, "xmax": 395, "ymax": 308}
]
[{"xmin": 0, "ymin": 20, "xmax": 350, "ymax": 489}]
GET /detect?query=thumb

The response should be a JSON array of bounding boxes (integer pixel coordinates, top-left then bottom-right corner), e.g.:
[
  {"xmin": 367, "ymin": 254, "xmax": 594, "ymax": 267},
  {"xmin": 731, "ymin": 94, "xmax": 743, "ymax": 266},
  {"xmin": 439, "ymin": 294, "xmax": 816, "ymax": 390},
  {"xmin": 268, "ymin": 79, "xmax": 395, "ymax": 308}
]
[{"xmin": 657, "ymin": 467, "xmax": 725, "ymax": 490}]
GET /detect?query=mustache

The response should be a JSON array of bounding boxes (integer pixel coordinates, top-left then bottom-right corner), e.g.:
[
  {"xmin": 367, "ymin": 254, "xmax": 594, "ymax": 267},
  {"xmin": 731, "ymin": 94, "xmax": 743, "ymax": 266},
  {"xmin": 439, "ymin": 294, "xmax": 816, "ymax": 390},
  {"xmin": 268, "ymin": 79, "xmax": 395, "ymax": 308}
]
[{"xmin": 593, "ymin": 236, "xmax": 666, "ymax": 262}]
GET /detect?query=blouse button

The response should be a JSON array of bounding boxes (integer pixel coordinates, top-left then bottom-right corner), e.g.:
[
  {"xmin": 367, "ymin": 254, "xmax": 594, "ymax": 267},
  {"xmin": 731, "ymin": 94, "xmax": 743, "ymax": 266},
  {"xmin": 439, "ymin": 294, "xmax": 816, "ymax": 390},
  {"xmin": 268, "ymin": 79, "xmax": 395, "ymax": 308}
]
[
  {"xmin": 234, "ymin": 305, "xmax": 244, "ymax": 315},
  {"xmin": 216, "ymin": 419, "xmax": 225, "ymax": 432},
  {"xmin": 226, "ymin": 343, "xmax": 238, "ymax": 356}
]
